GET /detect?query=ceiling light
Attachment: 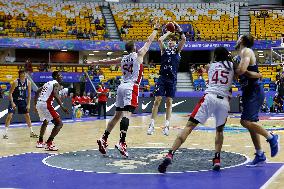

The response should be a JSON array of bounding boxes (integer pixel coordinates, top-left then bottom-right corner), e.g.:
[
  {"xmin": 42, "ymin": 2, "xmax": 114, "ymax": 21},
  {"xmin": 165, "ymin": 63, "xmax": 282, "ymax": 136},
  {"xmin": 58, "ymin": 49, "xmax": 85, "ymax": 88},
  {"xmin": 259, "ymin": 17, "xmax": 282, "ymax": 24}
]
[
  {"xmin": 89, "ymin": 54, "xmax": 94, "ymax": 56},
  {"xmin": 61, "ymin": 49, "xmax": 67, "ymax": 52},
  {"xmin": 93, "ymin": 51, "xmax": 99, "ymax": 53},
  {"xmin": 107, "ymin": 52, "xmax": 113, "ymax": 56}
]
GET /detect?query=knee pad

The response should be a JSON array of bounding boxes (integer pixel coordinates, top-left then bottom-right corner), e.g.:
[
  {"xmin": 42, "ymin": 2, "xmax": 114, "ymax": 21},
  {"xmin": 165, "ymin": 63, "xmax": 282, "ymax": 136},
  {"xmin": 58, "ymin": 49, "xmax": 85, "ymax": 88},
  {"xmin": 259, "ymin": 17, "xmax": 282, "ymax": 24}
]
[{"xmin": 120, "ymin": 117, "xmax": 129, "ymax": 132}]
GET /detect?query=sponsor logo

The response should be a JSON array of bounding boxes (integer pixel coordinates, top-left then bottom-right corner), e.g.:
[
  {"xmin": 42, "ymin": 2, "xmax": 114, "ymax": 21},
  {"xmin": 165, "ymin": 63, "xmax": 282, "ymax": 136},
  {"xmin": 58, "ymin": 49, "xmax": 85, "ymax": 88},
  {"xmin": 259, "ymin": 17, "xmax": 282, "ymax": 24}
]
[{"xmin": 142, "ymin": 101, "xmax": 151, "ymax": 110}]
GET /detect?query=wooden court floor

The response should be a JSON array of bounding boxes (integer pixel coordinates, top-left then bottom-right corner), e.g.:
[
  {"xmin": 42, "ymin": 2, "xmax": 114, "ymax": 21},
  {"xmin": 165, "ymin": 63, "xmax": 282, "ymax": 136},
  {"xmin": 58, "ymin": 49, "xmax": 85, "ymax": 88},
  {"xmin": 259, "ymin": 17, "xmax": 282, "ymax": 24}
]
[{"xmin": 1, "ymin": 113, "xmax": 284, "ymax": 188}]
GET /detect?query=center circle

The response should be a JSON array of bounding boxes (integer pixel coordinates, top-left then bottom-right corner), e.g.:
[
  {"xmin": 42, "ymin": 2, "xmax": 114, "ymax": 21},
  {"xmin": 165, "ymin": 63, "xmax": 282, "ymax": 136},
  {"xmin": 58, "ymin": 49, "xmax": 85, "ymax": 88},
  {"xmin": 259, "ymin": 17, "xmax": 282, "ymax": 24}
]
[{"xmin": 43, "ymin": 148, "xmax": 248, "ymax": 173}]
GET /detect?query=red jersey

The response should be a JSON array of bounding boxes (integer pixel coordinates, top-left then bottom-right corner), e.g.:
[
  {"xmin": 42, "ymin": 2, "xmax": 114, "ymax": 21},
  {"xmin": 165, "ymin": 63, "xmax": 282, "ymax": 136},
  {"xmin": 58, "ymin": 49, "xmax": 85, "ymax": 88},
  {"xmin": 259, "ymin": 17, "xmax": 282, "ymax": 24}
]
[{"xmin": 98, "ymin": 87, "xmax": 109, "ymax": 102}]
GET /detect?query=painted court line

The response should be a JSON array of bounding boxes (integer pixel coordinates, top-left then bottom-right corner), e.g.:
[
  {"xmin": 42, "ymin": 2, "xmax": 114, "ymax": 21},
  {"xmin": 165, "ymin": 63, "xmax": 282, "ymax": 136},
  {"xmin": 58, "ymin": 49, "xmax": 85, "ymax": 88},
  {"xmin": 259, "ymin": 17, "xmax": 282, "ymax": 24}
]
[{"xmin": 260, "ymin": 165, "xmax": 284, "ymax": 189}]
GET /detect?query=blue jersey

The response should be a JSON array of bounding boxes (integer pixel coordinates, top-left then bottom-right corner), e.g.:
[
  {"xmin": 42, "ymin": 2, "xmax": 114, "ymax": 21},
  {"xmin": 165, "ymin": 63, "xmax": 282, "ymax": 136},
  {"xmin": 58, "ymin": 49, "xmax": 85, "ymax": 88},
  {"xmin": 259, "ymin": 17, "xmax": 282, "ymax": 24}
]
[
  {"xmin": 13, "ymin": 79, "xmax": 27, "ymax": 101},
  {"xmin": 159, "ymin": 47, "xmax": 181, "ymax": 80},
  {"xmin": 234, "ymin": 55, "xmax": 260, "ymax": 91}
]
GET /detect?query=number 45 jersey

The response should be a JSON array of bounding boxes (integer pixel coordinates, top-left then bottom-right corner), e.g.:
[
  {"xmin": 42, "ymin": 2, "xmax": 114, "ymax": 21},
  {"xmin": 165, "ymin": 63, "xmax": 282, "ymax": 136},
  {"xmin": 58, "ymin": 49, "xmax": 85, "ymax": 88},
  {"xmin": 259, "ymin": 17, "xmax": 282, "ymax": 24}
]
[
  {"xmin": 205, "ymin": 61, "xmax": 234, "ymax": 97},
  {"xmin": 121, "ymin": 52, "xmax": 143, "ymax": 84}
]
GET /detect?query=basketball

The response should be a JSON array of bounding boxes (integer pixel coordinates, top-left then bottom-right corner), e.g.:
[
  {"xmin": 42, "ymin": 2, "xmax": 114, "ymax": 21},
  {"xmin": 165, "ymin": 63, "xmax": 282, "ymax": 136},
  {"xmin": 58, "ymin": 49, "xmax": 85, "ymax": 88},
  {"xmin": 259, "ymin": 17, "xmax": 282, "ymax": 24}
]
[{"xmin": 166, "ymin": 22, "xmax": 175, "ymax": 32}]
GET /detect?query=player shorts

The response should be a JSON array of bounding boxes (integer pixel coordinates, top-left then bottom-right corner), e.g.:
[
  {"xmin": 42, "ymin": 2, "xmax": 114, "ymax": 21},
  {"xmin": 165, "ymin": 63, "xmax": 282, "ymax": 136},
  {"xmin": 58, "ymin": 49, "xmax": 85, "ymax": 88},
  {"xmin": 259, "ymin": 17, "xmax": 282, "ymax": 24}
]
[
  {"xmin": 154, "ymin": 76, "xmax": 176, "ymax": 98},
  {"xmin": 241, "ymin": 85, "xmax": 265, "ymax": 122},
  {"xmin": 8, "ymin": 100, "xmax": 28, "ymax": 114},
  {"xmin": 115, "ymin": 82, "xmax": 139, "ymax": 110},
  {"xmin": 189, "ymin": 93, "xmax": 230, "ymax": 127},
  {"xmin": 36, "ymin": 101, "xmax": 60, "ymax": 122}
]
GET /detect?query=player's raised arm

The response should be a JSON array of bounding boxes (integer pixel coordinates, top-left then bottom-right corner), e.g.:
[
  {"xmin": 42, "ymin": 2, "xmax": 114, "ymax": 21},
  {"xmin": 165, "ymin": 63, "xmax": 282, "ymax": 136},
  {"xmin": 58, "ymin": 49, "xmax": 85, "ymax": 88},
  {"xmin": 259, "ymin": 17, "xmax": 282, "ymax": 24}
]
[
  {"xmin": 173, "ymin": 21, "xmax": 186, "ymax": 53},
  {"xmin": 158, "ymin": 31, "xmax": 171, "ymax": 53},
  {"xmin": 138, "ymin": 21, "xmax": 160, "ymax": 57}
]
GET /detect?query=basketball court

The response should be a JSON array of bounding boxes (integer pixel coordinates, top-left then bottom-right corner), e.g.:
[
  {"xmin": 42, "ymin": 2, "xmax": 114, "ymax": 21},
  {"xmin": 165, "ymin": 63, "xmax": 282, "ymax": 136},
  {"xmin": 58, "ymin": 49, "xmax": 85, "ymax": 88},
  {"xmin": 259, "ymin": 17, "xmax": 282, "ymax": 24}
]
[{"xmin": 0, "ymin": 112, "xmax": 283, "ymax": 189}]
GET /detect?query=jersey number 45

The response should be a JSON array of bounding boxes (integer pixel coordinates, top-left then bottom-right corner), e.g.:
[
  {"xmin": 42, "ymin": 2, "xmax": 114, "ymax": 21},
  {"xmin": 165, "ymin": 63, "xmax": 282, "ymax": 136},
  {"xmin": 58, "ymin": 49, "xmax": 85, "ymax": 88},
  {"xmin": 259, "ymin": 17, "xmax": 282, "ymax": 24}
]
[{"xmin": 211, "ymin": 70, "xmax": 229, "ymax": 84}]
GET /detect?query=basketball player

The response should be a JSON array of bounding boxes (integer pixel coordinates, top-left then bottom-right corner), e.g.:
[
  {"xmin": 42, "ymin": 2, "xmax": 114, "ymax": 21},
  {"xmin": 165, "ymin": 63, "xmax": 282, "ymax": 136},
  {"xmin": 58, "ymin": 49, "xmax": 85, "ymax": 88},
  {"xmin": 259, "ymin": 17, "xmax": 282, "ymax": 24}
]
[
  {"xmin": 97, "ymin": 21, "xmax": 160, "ymax": 158},
  {"xmin": 158, "ymin": 47, "xmax": 235, "ymax": 173},
  {"xmin": 35, "ymin": 71, "xmax": 69, "ymax": 151},
  {"xmin": 147, "ymin": 21, "xmax": 186, "ymax": 136},
  {"xmin": 3, "ymin": 69, "xmax": 38, "ymax": 139},
  {"xmin": 235, "ymin": 34, "xmax": 279, "ymax": 166}
]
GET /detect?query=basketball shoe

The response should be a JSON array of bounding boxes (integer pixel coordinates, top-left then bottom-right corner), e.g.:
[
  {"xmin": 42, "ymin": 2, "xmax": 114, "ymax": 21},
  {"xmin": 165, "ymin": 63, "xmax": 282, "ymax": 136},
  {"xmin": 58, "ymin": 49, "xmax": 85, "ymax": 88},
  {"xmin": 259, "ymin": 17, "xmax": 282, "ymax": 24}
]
[
  {"xmin": 267, "ymin": 133, "xmax": 279, "ymax": 157},
  {"xmin": 162, "ymin": 120, "xmax": 170, "ymax": 136},
  {"xmin": 147, "ymin": 120, "xmax": 155, "ymax": 135},
  {"xmin": 36, "ymin": 141, "xmax": 46, "ymax": 148},
  {"xmin": 30, "ymin": 132, "xmax": 38, "ymax": 138},
  {"xmin": 115, "ymin": 142, "xmax": 128, "ymax": 158},
  {"xmin": 158, "ymin": 153, "xmax": 173, "ymax": 173},
  {"xmin": 212, "ymin": 157, "xmax": 221, "ymax": 171},
  {"xmin": 45, "ymin": 141, "xmax": 58, "ymax": 151},
  {"xmin": 97, "ymin": 138, "xmax": 108, "ymax": 155},
  {"xmin": 246, "ymin": 152, "xmax": 266, "ymax": 167}
]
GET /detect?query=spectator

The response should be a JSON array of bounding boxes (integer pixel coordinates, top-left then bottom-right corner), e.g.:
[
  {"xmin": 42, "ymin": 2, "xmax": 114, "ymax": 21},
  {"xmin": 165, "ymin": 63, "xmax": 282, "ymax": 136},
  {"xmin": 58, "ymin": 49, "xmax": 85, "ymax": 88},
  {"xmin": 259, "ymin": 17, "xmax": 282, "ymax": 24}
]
[
  {"xmin": 261, "ymin": 100, "xmax": 269, "ymax": 113},
  {"xmin": 190, "ymin": 65, "xmax": 195, "ymax": 73},
  {"xmin": 197, "ymin": 65, "xmax": 204, "ymax": 79},
  {"xmin": 21, "ymin": 13, "xmax": 27, "ymax": 21},
  {"xmin": 39, "ymin": 63, "xmax": 45, "ymax": 72},
  {"xmin": 24, "ymin": 58, "xmax": 33, "ymax": 73},
  {"xmin": 196, "ymin": 29, "xmax": 201, "ymax": 41},
  {"xmin": 264, "ymin": 54, "xmax": 270, "ymax": 64},
  {"xmin": 94, "ymin": 17, "xmax": 100, "ymax": 25},
  {"xmin": 270, "ymin": 93, "xmax": 283, "ymax": 113},
  {"xmin": 97, "ymin": 83, "xmax": 109, "ymax": 119},
  {"xmin": 276, "ymin": 74, "xmax": 284, "ymax": 98},
  {"xmin": 0, "ymin": 86, "xmax": 4, "ymax": 98},
  {"xmin": 6, "ymin": 13, "xmax": 12, "ymax": 20}
]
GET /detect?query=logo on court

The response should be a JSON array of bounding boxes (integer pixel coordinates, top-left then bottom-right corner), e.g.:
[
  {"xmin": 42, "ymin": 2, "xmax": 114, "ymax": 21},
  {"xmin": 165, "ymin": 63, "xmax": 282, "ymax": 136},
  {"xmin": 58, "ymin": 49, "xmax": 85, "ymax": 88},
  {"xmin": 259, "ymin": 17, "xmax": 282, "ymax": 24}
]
[
  {"xmin": 142, "ymin": 101, "xmax": 152, "ymax": 110},
  {"xmin": 43, "ymin": 148, "xmax": 247, "ymax": 173},
  {"xmin": 165, "ymin": 100, "xmax": 187, "ymax": 109},
  {"xmin": 106, "ymin": 103, "xmax": 116, "ymax": 112},
  {"xmin": 0, "ymin": 109, "xmax": 8, "ymax": 118}
]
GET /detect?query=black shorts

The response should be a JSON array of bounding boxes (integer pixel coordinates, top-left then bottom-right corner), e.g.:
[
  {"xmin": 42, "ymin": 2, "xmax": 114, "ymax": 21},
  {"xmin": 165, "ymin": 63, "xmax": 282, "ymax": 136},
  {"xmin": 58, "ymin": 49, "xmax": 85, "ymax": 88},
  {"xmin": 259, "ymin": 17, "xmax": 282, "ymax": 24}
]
[
  {"xmin": 8, "ymin": 100, "xmax": 28, "ymax": 114},
  {"xmin": 116, "ymin": 105, "xmax": 136, "ymax": 113}
]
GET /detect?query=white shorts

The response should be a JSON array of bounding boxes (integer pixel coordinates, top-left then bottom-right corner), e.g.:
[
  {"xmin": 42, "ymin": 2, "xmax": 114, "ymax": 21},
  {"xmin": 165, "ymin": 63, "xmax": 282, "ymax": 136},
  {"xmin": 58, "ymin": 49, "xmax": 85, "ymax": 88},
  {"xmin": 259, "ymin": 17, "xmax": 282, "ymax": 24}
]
[
  {"xmin": 115, "ymin": 82, "xmax": 139, "ymax": 109},
  {"xmin": 36, "ymin": 101, "xmax": 59, "ymax": 122},
  {"xmin": 190, "ymin": 93, "xmax": 230, "ymax": 127}
]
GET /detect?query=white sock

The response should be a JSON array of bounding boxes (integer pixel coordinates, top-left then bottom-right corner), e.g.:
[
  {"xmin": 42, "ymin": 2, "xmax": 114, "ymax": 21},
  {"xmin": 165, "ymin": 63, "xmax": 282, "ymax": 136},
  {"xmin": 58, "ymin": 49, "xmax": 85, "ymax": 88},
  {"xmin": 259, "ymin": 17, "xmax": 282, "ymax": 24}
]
[
  {"xmin": 256, "ymin": 149, "xmax": 264, "ymax": 156},
  {"xmin": 150, "ymin": 119, "xmax": 155, "ymax": 125},
  {"xmin": 29, "ymin": 127, "xmax": 34, "ymax": 133},
  {"xmin": 165, "ymin": 120, "xmax": 170, "ymax": 127},
  {"xmin": 266, "ymin": 133, "xmax": 273, "ymax": 140}
]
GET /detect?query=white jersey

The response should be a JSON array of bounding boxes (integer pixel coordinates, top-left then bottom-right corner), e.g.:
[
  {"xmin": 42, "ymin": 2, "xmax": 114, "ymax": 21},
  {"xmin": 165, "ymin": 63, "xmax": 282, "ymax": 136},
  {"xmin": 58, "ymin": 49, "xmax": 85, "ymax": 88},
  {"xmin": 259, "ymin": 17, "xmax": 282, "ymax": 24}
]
[
  {"xmin": 205, "ymin": 61, "xmax": 234, "ymax": 97},
  {"xmin": 121, "ymin": 52, "xmax": 143, "ymax": 84},
  {"xmin": 38, "ymin": 80, "xmax": 58, "ymax": 102}
]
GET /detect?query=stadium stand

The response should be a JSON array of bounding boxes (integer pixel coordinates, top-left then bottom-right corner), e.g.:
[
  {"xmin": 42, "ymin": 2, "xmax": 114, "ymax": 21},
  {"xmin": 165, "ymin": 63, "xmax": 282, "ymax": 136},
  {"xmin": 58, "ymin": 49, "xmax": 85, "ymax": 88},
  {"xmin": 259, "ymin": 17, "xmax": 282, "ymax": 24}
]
[
  {"xmin": 110, "ymin": 2, "xmax": 240, "ymax": 41},
  {"xmin": 250, "ymin": 9, "xmax": 284, "ymax": 40},
  {"xmin": 0, "ymin": 0, "xmax": 106, "ymax": 40}
]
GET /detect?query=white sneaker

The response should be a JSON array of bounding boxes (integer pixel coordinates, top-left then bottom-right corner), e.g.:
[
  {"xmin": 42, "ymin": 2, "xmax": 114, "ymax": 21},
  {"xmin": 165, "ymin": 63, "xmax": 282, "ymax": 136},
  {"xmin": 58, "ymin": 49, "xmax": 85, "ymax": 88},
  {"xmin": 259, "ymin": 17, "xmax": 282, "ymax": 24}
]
[
  {"xmin": 163, "ymin": 121, "xmax": 170, "ymax": 136},
  {"xmin": 162, "ymin": 126, "xmax": 169, "ymax": 136},
  {"xmin": 3, "ymin": 134, "xmax": 8, "ymax": 139},
  {"xmin": 147, "ymin": 122, "xmax": 155, "ymax": 135}
]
